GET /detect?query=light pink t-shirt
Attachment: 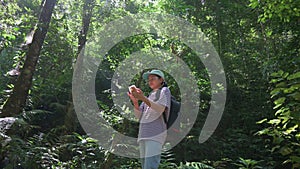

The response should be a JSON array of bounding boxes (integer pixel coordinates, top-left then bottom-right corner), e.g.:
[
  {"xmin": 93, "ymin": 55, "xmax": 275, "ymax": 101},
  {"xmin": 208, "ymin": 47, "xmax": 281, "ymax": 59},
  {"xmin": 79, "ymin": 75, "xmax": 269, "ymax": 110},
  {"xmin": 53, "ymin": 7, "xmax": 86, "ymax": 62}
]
[{"xmin": 137, "ymin": 87, "xmax": 171, "ymax": 144}]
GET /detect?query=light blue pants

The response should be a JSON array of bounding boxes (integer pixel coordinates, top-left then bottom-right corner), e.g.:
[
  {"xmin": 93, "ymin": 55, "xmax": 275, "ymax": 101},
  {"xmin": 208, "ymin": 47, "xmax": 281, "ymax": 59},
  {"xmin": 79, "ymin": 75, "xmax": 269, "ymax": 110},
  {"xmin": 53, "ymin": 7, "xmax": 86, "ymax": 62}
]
[{"xmin": 139, "ymin": 140, "xmax": 163, "ymax": 169}]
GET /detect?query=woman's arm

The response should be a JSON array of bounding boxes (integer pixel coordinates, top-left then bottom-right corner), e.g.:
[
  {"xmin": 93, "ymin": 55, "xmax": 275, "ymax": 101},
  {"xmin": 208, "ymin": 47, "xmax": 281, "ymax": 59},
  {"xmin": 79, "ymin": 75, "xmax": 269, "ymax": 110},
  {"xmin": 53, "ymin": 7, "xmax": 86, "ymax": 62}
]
[
  {"xmin": 133, "ymin": 102, "xmax": 142, "ymax": 119},
  {"xmin": 132, "ymin": 88, "xmax": 166, "ymax": 115},
  {"xmin": 140, "ymin": 95, "xmax": 166, "ymax": 114},
  {"xmin": 127, "ymin": 92, "xmax": 142, "ymax": 120}
]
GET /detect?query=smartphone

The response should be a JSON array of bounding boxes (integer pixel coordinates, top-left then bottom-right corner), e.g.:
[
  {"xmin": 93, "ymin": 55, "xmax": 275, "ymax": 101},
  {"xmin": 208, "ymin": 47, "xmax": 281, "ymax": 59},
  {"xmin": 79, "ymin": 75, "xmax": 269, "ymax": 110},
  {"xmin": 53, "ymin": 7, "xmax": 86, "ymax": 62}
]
[{"xmin": 128, "ymin": 85, "xmax": 136, "ymax": 93}]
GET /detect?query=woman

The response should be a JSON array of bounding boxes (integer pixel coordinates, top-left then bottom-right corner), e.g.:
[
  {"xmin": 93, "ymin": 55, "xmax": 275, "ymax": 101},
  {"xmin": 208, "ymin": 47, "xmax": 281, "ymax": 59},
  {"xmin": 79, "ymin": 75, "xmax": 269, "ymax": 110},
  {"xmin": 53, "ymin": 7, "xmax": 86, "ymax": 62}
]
[{"xmin": 127, "ymin": 69, "xmax": 171, "ymax": 169}]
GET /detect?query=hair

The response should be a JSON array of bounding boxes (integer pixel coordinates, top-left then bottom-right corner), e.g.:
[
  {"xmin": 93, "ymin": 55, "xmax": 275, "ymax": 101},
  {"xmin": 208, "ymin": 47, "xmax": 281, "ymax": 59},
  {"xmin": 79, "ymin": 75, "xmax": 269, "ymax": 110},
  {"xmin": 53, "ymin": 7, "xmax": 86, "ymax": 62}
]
[
  {"xmin": 153, "ymin": 74, "xmax": 168, "ymax": 87},
  {"xmin": 149, "ymin": 75, "xmax": 168, "ymax": 101},
  {"xmin": 153, "ymin": 79, "xmax": 168, "ymax": 102}
]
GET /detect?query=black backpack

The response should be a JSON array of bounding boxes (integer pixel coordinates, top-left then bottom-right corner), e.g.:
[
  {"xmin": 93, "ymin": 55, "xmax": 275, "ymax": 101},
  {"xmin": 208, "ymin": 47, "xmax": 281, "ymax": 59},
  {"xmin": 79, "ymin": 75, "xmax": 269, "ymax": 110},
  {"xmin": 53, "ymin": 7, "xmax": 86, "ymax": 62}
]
[{"xmin": 153, "ymin": 87, "xmax": 181, "ymax": 136}]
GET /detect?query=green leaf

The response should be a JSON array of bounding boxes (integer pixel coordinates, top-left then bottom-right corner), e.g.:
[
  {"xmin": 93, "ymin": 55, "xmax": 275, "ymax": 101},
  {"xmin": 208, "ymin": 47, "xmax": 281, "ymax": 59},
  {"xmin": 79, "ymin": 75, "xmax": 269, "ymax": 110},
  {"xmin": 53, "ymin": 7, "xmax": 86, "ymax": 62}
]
[
  {"xmin": 275, "ymin": 81, "xmax": 287, "ymax": 87},
  {"xmin": 288, "ymin": 91, "xmax": 300, "ymax": 101},
  {"xmin": 257, "ymin": 118, "xmax": 268, "ymax": 124},
  {"xmin": 256, "ymin": 128, "xmax": 270, "ymax": 135},
  {"xmin": 274, "ymin": 97, "xmax": 286, "ymax": 106},
  {"xmin": 290, "ymin": 156, "xmax": 300, "ymax": 163},
  {"xmin": 287, "ymin": 72, "xmax": 300, "ymax": 80},
  {"xmin": 266, "ymin": 30, "xmax": 273, "ymax": 37},
  {"xmin": 285, "ymin": 125, "xmax": 298, "ymax": 134},
  {"xmin": 279, "ymin": 146, "xmax": 293, "ymax": 156},
  {"xmin": 271, "ymin": 70, "xmax": 284, "ymax": 77},
  {"xmin": 283, "ymin": 72, "xmax": 289, "ymax": 78},
  {"xmin": 270, "ymin": 77, "xmax": 283, "ymax": 83},
  {"xmin": 271, "ymin": 145, "xmax": 280, "ymax": 152},
  {"xmin": 275, "ymin": 107, "xmax": 289, "ymax": 116},
  {"xmin": 290, "ymin": 110, "xmax": 300, "ymax": 120},
  {"xmin": 249, "ymin": 0, "xmax": 259, "ymax": 8},
  {"xmin": 13, "ymin": 27, "xmax": 20, "ymax": 31},
  {"xmin": 283, "ymin": 84, "xmax": 300, "ymax": 94},
  {"xmin": 273, "ymin": 137, "xmax": 284, "ymax": 144},
  {"xmin": 268, "ymin": 119, "xmax": 281, "ymax": 125},
  {"xmin": 279, "ymin": 116, "xmax": 290, "ymax": 125},
  {"xmin": 274, "ymin": 103, "xmax": 284, "ymax": 109},
  {"xmin": 270, "ymin": 88, "xmax": 283, "ymax": 97}
]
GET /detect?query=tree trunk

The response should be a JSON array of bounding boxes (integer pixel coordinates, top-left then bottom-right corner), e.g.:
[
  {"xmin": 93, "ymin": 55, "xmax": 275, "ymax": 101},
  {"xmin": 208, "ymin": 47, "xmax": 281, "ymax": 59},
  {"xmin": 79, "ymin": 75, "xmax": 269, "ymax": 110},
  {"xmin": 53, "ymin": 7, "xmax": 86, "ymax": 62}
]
[
  {"xmin": 215, "ymin": 1, "xmax": 224, "ymax": 57},
  {"xmin": 77, "ymin": 0, "xmax": 95, "ymax": 56},
  {"xmin": 64, "ymin": 0, "xmax": 95, "ymax": 131},
  {"xmin": 0, "ymin": 0, "xmax": 57, "ymax": 117}
]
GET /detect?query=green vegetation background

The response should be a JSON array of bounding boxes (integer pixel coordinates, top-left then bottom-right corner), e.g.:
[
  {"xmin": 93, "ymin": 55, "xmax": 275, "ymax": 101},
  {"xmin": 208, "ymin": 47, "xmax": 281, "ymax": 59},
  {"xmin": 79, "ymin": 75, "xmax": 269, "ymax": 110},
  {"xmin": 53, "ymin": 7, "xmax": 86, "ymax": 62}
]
[{"xmin": 0, "ymin": 0, "xmax": 299, "ymax": 168}]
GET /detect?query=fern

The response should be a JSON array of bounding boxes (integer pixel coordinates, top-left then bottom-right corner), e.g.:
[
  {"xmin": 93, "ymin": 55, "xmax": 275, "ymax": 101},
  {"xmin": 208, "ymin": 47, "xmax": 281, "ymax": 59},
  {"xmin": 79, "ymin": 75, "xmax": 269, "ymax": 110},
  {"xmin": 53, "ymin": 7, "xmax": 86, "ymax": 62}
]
[
  {"xmin": 22, "ymin": 109, "xmax": 54, "ymax": 122},
  {"xmin": 233, "ymin": 157, "xmax": 263, "ymax": 169},
  {"xmin": 159, "ymin": 147, "xmax": 178, "ymax": 169},
  {"xmin": 178, "ymin": 161, "xmax": 215, "ymax": 169}
]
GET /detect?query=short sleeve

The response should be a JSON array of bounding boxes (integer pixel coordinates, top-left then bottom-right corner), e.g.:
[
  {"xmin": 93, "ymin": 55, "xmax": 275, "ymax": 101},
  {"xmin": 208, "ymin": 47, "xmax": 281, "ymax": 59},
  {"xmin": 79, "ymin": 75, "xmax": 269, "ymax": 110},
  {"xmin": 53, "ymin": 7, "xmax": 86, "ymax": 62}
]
[{"xmin": 156, "ymin": 87, "xmax": 171, "ymax": 109}]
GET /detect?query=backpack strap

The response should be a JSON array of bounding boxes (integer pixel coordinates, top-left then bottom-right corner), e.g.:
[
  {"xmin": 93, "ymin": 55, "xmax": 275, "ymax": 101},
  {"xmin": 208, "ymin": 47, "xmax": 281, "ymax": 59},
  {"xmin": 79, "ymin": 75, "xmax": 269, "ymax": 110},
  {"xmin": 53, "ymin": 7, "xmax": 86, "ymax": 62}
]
[
  {"xmin": 148, "ymin": 85, "xmax": 168, "ymax": 125},
  {"xmin": 152, "ymin": 86, "xmax": 168, "ymax": 125},
  {"xmin": 162, "ymin": 109, "xmax": 167, "ymax": 125},
  {"xmin": 153, "ymin": 86, "xmax": 164, "ymax": 102}
]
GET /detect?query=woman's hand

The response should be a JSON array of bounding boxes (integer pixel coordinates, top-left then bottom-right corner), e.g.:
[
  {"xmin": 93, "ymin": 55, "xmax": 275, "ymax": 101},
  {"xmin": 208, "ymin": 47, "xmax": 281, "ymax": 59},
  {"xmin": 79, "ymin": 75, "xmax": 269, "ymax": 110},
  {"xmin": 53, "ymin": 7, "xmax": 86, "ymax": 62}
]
[
  {"xmin": 131, "ymin": 87, "xmax": 145, "ymax": 100},
  {"xmin": 127, "ymin": 91, "xmax": 138, "ymax": 105},
  {"xmin": 127, "ymin": 88, "xmax": 142, "ymax": 119}
]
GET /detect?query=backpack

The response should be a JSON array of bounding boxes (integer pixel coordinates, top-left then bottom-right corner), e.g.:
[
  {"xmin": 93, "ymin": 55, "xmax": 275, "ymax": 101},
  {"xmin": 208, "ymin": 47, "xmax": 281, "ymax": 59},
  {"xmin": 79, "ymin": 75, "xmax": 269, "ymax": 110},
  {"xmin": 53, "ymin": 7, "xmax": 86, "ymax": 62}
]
[{"xmin": 153, "ymin": 87, "xmax": 181, "ymax": 142}]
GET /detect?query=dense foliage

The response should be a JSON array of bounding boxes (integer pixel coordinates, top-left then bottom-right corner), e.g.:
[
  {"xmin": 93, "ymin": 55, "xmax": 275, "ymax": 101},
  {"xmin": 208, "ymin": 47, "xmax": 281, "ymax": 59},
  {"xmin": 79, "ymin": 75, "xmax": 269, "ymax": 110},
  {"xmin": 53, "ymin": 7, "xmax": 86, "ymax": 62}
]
[{"xmin": 0, "ymin": 0, "xmax": 299, "ymax": 168}]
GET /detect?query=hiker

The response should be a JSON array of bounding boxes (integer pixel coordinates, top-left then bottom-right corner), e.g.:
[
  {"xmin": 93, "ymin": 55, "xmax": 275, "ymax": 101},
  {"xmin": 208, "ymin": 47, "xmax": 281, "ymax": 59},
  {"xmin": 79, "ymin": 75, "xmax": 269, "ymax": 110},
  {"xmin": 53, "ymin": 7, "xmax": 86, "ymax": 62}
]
[{"xmin": 127, "ymin": 69, "xmax": 171, "ymax": 169}]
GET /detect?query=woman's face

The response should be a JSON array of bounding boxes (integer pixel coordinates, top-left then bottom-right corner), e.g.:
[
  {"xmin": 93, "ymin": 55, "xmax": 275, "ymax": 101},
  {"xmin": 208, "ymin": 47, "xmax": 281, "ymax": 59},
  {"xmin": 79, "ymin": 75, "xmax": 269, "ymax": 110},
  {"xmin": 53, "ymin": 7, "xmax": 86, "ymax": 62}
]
[{"xmin": 148, "ymin": 74, "xmax": 163, "ymax": 90}]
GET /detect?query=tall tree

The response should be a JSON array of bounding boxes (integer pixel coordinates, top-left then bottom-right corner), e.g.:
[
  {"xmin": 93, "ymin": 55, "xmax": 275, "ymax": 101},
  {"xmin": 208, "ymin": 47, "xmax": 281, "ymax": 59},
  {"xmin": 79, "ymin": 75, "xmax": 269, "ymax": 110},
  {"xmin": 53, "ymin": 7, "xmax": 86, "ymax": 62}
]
[
  {"xmin": 64, "ymin": 0, "xmax": 95, "ymax": 132},
  {"xmin": 77, "ymin": 0, "xmax": 95, "ymax": 56},
  {"xmin": 0, "ymin": 0, "xmax": 57, "ymax": 117}
]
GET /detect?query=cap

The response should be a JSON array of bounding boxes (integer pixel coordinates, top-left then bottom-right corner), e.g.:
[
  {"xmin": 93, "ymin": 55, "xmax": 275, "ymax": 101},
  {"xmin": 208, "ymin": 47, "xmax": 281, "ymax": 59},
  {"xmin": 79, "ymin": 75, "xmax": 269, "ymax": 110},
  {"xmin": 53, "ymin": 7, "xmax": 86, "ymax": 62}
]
[{"xmin": 142, "ymin": 69, "xmax": 165, "ymax": 80}]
